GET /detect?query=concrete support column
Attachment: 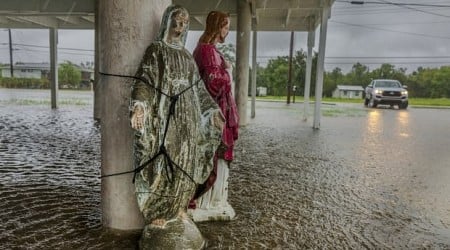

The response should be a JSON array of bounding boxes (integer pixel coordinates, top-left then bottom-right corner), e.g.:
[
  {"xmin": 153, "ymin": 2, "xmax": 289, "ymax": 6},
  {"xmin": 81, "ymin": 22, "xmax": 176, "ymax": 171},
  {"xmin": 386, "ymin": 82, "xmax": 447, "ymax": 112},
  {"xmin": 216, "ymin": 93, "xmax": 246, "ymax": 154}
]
[
  {"xmin": 303, "ymin": 30, "xmax": 315, "ymax": 121},
  {"xmin": 313, "ymin": 6, "xmax": 330, "ymax": 129},
  {"xmin": 250, "ymin": 28, "xmax": 257, "ymax": 119},
  {"xmin": 236, "ymin": 0, "xmax": 251, "ymax": 126},
  {"xmin": 98, "ymin": 0, "xmax": 170, "ymax": 230},
  {"xmin": 8, "ymin": 29, "xmax": 13, "ymax": 77},
  {"xmin": 49, "ymin": 28, "xmax": 58, "ymax": 109},
  {"xmin": 287, "ymin": 31, "xmax": 294, "ymax": 104},
  {"xmin": 93, "ymin": 0, "xmax": 100, "ymax": 120}
]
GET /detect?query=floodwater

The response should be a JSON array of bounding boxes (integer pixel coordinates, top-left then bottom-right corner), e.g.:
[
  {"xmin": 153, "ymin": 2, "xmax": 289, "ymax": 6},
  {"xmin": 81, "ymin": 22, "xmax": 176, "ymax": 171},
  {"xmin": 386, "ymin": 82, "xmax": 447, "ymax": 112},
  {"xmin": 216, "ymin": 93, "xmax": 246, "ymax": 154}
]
[{"xmin": 1, "ymin": 89, "xmax": 450, "ymax": 249}]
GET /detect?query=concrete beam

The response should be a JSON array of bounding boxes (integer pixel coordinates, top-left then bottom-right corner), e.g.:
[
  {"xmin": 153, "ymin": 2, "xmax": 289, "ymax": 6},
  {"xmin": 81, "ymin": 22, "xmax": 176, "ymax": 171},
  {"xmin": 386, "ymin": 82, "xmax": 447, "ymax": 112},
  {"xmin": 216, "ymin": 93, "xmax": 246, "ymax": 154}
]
[
  {"xmin": 55, "ymin": 15, "xmax": 80, "ymax": 25},
  {"xmin": 15, "ymin": 16, "xmax": 59, "ymax": 28}
]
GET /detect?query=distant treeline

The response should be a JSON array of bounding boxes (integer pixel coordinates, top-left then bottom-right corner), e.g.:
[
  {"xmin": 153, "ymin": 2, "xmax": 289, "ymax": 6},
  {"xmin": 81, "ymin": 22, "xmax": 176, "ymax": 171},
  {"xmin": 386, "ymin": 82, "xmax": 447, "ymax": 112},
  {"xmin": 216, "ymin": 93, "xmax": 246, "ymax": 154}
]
[
  {"xmin": 2, "ymin": 50, "xmax": 449, "ymax": 98},
  {"xmin": 255, "ymin": 49, "xmax": 450, "ymax": 98}
]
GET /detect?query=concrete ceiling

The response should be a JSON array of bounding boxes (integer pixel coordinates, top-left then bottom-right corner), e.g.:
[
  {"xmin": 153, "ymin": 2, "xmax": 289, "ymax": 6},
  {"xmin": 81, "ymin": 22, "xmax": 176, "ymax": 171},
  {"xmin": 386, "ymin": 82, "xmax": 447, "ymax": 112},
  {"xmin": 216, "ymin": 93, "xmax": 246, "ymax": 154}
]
[
  {"xmin": 0, "ymin": 0, "xmax": 95, "ymax": 29},
  {"xmin": 0, "ymin": 0, "xmax": 334, "ymax": 31}
]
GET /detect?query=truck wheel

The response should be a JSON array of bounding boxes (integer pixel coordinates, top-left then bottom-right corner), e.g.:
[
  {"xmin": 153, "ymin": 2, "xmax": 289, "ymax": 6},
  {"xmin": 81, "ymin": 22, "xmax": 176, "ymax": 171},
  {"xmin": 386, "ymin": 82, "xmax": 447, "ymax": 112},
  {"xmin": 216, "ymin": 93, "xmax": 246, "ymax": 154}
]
[
  {"xmin": 399, "ymin": 101, "xmax": 408, "ymax": 109},
  {"xmin": 368, "ymin": 97, "xmax": 378, "ymax": 108}
]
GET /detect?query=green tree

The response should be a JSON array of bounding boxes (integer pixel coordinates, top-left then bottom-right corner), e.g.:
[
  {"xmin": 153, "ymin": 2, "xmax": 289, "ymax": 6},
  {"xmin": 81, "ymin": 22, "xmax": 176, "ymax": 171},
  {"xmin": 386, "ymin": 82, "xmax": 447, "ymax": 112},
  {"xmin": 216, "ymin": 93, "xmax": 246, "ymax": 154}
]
[
  {"xmin": 58, "ymin": 61, "xmax": 81, "ymax": 88},
  {"xmin": 433, "ymin": 66, "xmax": 450, "ymax": 98},
  {"xmin": 256, "ymin": 53, "xmax": 450, "ymax": 99},
  {"xmin": 256, "ymin": 50, "xmax": 317, "ymax": 97},
  {"xmin": 291, "ymin": 49, "xmax": 307, "ymax": 96},
  {"xmin": 261, "ymin": 56, "xmax": 289, "ymax": 96},
  {"xmin": 411, "ymin": 66, "xmax": 450, "ymax": 98},
  {"xmin": 350, "ymin": 62, "xmax": 370, "ymax": 85},
  {"xmin": 324, "ymin": 67, "xmax": 343, "ymax": 97}
]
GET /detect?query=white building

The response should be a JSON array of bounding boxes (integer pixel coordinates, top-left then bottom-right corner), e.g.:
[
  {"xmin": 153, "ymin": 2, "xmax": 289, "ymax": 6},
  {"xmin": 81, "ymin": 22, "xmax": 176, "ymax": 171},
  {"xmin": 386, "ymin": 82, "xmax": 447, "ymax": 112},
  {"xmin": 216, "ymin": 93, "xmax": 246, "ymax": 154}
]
[
  {"xmin": 332, "ymin": 85, "xmax": 364, "ymax": 99},
  {"xmin": 1, "ymin": 62, "xmax": 50, "ymax": 79},
  {"xmin": 256, "ymin": 86, "xmax": 267, "ymax": 96}
]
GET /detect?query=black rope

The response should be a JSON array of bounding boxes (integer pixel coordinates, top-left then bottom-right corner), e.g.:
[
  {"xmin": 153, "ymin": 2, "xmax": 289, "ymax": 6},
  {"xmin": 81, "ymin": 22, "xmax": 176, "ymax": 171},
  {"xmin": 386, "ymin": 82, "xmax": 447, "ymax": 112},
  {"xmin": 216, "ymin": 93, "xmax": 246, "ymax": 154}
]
[
  {"xmin": 99, "ymin": 72, "xmax": 171, "ymax": 97},
  {"xmin": 99, "ymin": 71, "xmax": 200, "ymax": 184},
  {"xmin": 135, "ymin": 187, "xmax": 195, "ymax": 198}
]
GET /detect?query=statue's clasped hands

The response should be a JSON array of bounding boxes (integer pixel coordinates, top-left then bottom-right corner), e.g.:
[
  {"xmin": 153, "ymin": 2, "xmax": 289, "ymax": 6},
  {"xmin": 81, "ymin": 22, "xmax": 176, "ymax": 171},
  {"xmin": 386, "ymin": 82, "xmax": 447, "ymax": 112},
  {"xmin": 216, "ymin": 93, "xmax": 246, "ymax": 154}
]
[{"xmin": 131, "ymin": 104, "xmax": 145, "ymax": 131}]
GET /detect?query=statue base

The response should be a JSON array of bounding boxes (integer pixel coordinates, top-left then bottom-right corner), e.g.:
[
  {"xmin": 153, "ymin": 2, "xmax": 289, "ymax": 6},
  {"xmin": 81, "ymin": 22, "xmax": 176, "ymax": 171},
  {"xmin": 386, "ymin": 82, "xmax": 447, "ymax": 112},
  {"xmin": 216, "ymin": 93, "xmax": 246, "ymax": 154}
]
[
  {"xmin": 139, "ymin": 216, "xmax": 205, "ymax": 250},
  {"xmin": 188, "ymin": 202, "xmax": 236, "ymax": 222},
  {"xmin": 188, "ymin": 159, "xmax": 236, "ymax": 222}
]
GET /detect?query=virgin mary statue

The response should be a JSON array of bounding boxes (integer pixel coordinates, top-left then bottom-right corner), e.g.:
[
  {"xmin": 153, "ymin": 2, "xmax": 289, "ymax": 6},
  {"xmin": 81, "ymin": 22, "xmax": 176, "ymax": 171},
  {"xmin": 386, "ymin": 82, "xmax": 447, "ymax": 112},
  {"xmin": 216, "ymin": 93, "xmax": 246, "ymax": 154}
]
[{"xmin": 129, "ymin": 5, "xmax": 224, "ymax": 249}]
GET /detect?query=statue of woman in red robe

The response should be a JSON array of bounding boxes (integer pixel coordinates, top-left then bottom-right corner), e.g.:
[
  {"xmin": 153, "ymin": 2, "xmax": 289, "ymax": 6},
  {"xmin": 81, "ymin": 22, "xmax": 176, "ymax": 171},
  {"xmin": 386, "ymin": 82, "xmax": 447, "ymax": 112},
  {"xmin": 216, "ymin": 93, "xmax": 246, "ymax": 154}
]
[{"xmin": 189, "ymin": 11, "xmax": 239, "ymax": 217}]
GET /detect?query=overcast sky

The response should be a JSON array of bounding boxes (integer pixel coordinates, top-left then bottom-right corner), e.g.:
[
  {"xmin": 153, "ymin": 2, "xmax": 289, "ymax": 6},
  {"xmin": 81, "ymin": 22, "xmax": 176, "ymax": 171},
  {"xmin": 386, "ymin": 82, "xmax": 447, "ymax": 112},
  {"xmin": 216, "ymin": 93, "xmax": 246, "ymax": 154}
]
[{"xmin": 1, "ymin": 0, "xmax": 449, "ymax": 73}]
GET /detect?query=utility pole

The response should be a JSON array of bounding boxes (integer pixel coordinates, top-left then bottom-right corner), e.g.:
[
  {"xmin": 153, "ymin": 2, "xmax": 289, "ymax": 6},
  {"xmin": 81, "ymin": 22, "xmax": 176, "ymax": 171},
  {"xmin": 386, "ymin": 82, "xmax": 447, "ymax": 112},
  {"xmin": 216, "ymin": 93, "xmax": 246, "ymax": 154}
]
[
  {"xmin": 8, "ymin": 29, "xmax": 13, "ymax": 77},
  {"xmin": 287, "ymin": 31, "xmax": 294, "ymax": 104}
]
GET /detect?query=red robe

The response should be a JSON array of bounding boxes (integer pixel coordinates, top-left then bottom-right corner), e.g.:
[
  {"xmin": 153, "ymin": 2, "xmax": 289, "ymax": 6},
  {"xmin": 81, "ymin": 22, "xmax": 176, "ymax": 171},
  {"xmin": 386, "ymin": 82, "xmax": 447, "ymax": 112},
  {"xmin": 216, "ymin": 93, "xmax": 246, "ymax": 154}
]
[
  {"xmin": 193, "ymin": 43, "xmax": 239, "ymax": 161},
  {"xmin": 189, "ymin": 43, "xmax": 239, "ymax": 205}
]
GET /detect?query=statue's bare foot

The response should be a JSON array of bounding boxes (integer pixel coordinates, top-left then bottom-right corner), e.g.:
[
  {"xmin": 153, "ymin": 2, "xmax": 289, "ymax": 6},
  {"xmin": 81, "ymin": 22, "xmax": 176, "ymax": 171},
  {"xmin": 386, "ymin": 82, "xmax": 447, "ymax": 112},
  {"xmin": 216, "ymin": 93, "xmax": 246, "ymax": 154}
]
[
  {"xmin": 151, "ymin": 219, "xmax": 166, "ymax": 227},
  {"xmin": 179, "ymin": 211, "xmax": 188, "ymax": 219}
]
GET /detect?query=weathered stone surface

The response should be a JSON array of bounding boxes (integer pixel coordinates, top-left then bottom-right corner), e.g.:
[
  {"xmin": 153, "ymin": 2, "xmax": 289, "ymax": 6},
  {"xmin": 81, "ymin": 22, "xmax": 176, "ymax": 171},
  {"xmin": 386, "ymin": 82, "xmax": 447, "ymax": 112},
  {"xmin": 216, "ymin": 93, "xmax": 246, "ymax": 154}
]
[
  {"xmin": 188, "ymin": 159, "xmax": 236, "ymax": 222},
  {"xmin": 129, "ymin": 5, "xmax": 222, "ymax": 249},
  {"xmin": 139, "ymin": 216, "xmax": 205, "ymax": 250}
]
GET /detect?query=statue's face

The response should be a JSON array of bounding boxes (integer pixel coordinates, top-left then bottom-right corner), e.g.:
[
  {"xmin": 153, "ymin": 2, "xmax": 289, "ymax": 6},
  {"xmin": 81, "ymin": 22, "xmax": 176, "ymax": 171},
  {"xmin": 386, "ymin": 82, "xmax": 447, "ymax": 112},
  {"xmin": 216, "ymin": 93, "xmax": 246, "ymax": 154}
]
[
  {"xmin": 169, "ymin": 11, "xmax": 189, "ymax": 40},
  {"xmin": 218, "ymin": 17, "xmax": 230, "ymax": 43}
]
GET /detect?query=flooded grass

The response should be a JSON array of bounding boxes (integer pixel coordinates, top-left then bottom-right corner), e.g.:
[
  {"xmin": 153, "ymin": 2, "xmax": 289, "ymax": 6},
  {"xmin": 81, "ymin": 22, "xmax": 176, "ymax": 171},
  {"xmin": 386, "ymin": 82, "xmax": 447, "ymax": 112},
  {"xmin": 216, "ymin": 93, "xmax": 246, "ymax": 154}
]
[
  {"xmin": 1, "ymin": 89, "xmax": 450, "ymax": 249},
  {"xmin": 257, "ymin": 102, "xmax": 366, "ymax": 117},
  {"xmin": 321, "ymin": 107, "xmax": 366, "ymax": 117},
  {"xmin": 0, "ymin": 98, "xmax": 90, "ymax": 106}
]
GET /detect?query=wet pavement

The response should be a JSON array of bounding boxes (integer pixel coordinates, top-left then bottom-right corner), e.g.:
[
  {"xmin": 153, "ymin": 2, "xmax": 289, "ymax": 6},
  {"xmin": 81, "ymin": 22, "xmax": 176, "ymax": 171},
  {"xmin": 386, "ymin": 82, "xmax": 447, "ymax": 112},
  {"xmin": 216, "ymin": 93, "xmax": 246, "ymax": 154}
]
[{"xmin": 1, "ymin": 89, "xmax": 450, "ymax": 249}]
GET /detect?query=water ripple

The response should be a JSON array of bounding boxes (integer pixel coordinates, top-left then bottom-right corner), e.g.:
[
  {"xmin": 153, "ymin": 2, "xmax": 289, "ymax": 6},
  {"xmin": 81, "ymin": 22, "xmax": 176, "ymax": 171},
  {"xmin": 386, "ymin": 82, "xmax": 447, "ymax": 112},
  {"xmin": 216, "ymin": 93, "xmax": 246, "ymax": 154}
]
[{"xmin": 1, "ymin": 94, "xmax": 449, "ymax": 249}]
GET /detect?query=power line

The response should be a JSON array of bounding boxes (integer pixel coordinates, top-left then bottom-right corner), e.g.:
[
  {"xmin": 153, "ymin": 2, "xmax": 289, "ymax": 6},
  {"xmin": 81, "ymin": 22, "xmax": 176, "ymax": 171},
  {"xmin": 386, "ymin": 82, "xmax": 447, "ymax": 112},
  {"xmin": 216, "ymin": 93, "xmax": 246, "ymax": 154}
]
[
  {"xmin": 0, "ymin": 42, "xmax": 94, "ymax": 52},
  {"xmin": 256, "ymin": 55, "xmax": 450, "ymax": 59},
  {"xmin": 325, "ymin": 61, "xmax": 450, "ymax": 66},
  {"xmin": 337, "ymin": 1, "xmax": 450, "ymax": 8},
  {"xmin": 334, "ymin": 1, "xmax": 450, "ymax": 19},
  {"xmin": 12, "ymin": 46, "xmax": 94, "ymax": 57},
  {"xmin": 377, "ymin": 0, "xmax": 450, "ymax": 18},
  {"xmin": 331, "ymin": 20, "xmax": 450, "ymax": 40},
  {"xmin": 326, "ymin": 56, "xmax": 450, "ymax": 59},
  {"xmin": 336, "ymin": 20, "xmax": 450, "ymax": 26},
  {"xmin": 333, "ymin": 9, "xmax": 444, "ymax": 17},
  {"xmin": 333, "ymin": 6, "xmax": 445, "ymax": 16}
]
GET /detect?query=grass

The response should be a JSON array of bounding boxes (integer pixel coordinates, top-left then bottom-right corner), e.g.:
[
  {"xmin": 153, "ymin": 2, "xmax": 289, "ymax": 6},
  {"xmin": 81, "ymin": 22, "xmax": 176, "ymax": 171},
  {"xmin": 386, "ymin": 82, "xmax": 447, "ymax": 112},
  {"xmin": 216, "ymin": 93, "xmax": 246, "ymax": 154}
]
[
  {"xmin": 321, "ymin": 107, "xmax": 366, "ymax": 117},
  {"xmin": 2, "ymin": 88, "xmax": 449, "ymax": 108},
  {"xmin": 0, "ymin": 98, "xmax": 90, "ymax": 106},
  {"xmin": 408, "ymin": 98, "xmax": 450, "ymax": 107},
  {"xmin": 255, "ymin": 96, "xmax": 450, "ymax": 107}
]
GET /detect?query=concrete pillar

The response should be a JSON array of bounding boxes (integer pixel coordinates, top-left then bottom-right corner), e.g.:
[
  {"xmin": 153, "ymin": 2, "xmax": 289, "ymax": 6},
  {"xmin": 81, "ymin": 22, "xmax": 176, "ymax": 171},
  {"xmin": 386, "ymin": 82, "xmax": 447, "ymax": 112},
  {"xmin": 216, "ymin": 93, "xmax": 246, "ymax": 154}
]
[
  {"xmin": 93, "ymin": 0, "xmax": 100, "ymax": 120},
  {"xmin": 313, "ymin": 5, "xmax": 330, "ymax": 129},
  {"xmin": 250, "ymin": 28, "xmax": 257, "ymax": 119},
  {"xmin": 303, "ymin": 30, "xmax": 315, "ymax": 121},
  {"xmin": 49, "ymin": 28, "xmax": 58, "ymax": 109},
  {"xmin": 287, "ymin": 31, "xmax": 294, "ymax": 104},
  {"xmin": 8, "ymin": 29, "xmax": 13, "ymax": 77},
  {"xmin": 236, "ymin": 0, "xmax": 251, "ymax": 126},
  {"xmin": 98, "ymin": 0, "xmax": 170, "ymax": 230}
]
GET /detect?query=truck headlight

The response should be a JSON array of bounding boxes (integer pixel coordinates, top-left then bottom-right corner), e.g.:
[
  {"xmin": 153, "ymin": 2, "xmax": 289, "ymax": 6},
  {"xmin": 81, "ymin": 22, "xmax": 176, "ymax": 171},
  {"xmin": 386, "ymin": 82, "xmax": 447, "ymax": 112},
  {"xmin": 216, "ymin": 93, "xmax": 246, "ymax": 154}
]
[
  {"xmin": 401, "ymin": 90, "xmax": 408, "ymax": 95},
  {"xmin": 375, "ymin": 89, "xmax": 383, "ymax": 94}
]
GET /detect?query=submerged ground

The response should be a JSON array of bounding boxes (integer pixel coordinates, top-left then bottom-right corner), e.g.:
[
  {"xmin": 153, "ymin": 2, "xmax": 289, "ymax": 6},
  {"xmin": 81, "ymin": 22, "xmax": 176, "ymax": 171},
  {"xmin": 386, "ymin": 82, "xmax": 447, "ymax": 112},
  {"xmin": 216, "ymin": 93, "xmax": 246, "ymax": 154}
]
[{"xmin": 1, "ymin": 89, "xmax": 449, "ymax": 249}]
